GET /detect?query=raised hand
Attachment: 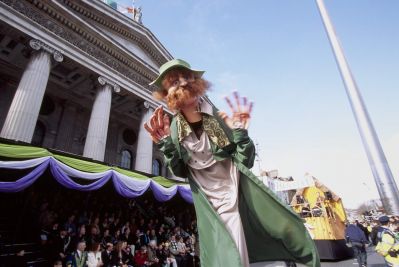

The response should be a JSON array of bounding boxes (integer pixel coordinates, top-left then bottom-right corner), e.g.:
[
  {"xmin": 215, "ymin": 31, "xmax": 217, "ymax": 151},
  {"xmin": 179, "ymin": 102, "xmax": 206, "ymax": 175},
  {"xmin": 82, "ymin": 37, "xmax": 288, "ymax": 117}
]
[
  {"xmin": 218, "ymin": 91, "xmax": 253, "ymax": 130},
  {"xmin": 144, "ymin": 105, "xmax": 171, "ymax": 143}
]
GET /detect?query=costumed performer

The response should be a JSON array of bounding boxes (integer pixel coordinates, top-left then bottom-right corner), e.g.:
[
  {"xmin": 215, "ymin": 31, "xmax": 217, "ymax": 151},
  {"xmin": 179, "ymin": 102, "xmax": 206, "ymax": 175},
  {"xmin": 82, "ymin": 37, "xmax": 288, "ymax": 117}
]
[{"xmin": 143, "ymin": 59, "xmax": 320, "ymax": 267}]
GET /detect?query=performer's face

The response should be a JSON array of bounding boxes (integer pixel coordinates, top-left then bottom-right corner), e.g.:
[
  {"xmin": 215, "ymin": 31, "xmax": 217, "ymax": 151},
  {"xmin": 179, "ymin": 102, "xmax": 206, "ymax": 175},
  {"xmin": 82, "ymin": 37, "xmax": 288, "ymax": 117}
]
[{"xmin": 160, "ymin": 68, "xmax": 209, "ymax": 111}]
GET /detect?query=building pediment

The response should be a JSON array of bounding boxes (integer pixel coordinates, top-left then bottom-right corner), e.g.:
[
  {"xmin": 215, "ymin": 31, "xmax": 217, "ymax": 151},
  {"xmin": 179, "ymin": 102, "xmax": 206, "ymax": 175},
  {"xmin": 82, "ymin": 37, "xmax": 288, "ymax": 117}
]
[{"xmin": 65, "ymin": 0, "xmax": 172, "ymax": 70}]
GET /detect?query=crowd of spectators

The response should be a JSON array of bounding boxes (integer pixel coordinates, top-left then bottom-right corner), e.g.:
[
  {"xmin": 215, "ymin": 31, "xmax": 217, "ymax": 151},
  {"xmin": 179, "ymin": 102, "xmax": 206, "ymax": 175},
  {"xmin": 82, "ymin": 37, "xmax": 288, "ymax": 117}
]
[
  {"xmin": 40, "ymin": 195, "xmax": 198, "ymax": 267},
  {"xmin": 15, "ymin": 180, "xmax": 199, "ymax": 267}
]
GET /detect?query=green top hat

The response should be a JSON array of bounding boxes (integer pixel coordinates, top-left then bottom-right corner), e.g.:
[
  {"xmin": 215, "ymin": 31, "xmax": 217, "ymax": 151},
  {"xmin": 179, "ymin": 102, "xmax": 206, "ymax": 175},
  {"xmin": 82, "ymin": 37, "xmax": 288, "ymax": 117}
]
[{"xmin": 149, "ymin": 59, "xmax": 205, "ymax": 88}]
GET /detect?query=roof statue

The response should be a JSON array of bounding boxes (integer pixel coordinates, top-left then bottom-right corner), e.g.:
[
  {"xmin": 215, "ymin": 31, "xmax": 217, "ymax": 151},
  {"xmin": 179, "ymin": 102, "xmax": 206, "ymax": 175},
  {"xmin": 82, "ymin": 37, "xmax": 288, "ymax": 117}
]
[{"xmin": 134, "ymin": 6, "xmax": 142, "ymax": 24}]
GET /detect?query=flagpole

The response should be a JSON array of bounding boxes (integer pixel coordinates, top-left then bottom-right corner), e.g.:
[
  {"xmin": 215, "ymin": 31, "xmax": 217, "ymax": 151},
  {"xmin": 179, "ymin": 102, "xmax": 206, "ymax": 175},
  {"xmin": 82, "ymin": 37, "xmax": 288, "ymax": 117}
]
[{"xmin": 315, "ymin": 0, "xmax": 399, "ymax": 214}]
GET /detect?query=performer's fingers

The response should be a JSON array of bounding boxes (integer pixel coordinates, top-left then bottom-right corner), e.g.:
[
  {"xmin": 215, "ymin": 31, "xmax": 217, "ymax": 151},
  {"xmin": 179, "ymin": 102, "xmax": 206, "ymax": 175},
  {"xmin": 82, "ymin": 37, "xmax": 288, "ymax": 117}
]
[
  {"xmin": 150, "ymin": 115, "xmax": 158, "ymax": 131},
  {"xmin": 224, "ymin": 96, "xmax": 236, "ymax": 114},
  {"xmin": 143, "ymin": 122, "xmax": 154, "ymax": 134},
  {"xmin": 144, "ymin": 123, "xmax": 160, "ymax": 141},
  {"xmin": 163, "ymin": 114, "xmax": 171, "ymax": 135},
  {"xmin": 153, "ymin": 107, "xmax": 161, "ymax": 128},
  {"xmin": 233, "ymin": 91, "xmax": 241, "ymax": 112},
  {"xmin": 242, "ymin": 97, "xmax": 248, "ymax": 112},
  {"xmin": 248, "ymin": 102, "xmax": 254, "ymax": 114},
  {"xmin": 217, "ymin": 111, "xmax": 228, "ymax": 121},
  {"xmin": 158, "ymin": 106, "xmax": 164, "ymax": 129},
  {"xmin": 218, "ymin": 111, "xmax": 235, "ymax": 128},
  {"xmin": 157, "ymin": 128, "xmax": 165, "ymax": 137}
]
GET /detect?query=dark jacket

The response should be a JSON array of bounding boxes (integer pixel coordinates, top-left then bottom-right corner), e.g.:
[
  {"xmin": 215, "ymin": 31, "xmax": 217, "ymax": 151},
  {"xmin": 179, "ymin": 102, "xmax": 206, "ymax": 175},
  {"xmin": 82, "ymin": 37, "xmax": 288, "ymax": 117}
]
[
  {"xmin": 345, "ymin": 224, "xmax": 368, "ymax": 243},
  {"xmin": 101, "ymin": 250, "xmax": 112, "ymax": 267}
]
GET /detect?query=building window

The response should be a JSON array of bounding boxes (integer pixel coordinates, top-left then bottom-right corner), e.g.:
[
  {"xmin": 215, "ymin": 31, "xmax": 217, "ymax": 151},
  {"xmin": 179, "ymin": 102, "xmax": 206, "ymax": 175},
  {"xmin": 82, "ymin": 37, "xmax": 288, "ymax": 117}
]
[
  {"xmin": 152, "ymin": 159, "xmax": 162, "ymax": 176},
  {"xmin": 122, "ymin": 128, "xmax": 137, "ymax": 145},
  {"xmin": 32, "ymin": 121, "xmax": 46, "ymax": 146},
  {"xmin": 121, "ymin": 149, "xmax": 132, "ymax": 169}
]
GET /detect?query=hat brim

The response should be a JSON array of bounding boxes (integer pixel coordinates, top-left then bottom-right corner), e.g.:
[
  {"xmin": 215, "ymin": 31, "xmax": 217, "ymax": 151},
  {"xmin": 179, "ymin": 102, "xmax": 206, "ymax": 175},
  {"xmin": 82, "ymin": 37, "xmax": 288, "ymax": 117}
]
[{"xmin": 149, "ymin": 66, "xmax": 205, "ymax": 88}]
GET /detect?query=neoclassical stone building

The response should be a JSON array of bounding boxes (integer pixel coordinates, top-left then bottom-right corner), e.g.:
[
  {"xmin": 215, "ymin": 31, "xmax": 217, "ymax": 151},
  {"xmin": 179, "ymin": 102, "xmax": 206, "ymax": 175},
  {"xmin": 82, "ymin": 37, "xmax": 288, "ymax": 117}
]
[{"xmin": 0, "ymin": 0, "xmax": 173, "ymax": 177}]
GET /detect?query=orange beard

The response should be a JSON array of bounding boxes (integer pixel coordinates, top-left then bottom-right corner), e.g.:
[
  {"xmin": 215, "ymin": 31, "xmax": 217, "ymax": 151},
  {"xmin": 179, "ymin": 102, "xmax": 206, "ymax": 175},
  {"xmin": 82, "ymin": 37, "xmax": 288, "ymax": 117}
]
[{"xmin": 165, "ymin": 79, "xmax": 210, "ymax": 111}]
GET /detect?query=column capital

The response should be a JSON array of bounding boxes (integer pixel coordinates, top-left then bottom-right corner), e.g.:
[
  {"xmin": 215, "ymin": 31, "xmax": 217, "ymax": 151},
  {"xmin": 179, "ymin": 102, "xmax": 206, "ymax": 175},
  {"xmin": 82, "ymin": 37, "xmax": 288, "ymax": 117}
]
[
  {"xmin": 143, "ymin": 101, "xmax": 157, "ymax": 111},
  {"xmin": 29, "ymin": 39, "xmax": 63, "ymax": 62},
  {"xmin": 98, "ymin": 76, "xmax": 121, "ymax": 93}
]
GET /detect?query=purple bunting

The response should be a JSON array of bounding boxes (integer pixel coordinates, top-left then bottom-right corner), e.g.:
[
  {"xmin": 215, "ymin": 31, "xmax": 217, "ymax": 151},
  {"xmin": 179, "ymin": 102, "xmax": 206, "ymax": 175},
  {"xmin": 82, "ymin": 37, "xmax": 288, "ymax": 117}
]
[
  {"xmin": 0, "ymin": 157, "xmax": 193, "ymax": 203},
  {"xmin": 0, "ymin": 160, "xmax": 49, "ymax": 192},
  {"xmin": 178, "ymin": 186, "xmax": 194, "ymax": 203},
  {"xmin": 49, "ymin": 158, "xmax": 112, "ymax": 191},
  {"xmin": 111, "ymin": 173, "xmax": 150, "ymax": 198},
  {"xmin": 150, "ymin": 180, "xmax": 178, "ymax": 202}
]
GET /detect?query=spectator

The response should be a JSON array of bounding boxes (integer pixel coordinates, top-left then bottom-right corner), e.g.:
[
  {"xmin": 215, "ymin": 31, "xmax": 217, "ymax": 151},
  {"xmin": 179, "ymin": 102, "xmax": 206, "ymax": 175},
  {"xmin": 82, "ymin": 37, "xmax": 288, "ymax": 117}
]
[
  {"xmin": 101, "ymin": 229, "xmax": 112, "ymax": 248},
  {"xmin": 140, "ymin": 230, "xmax": 150, "ymax": 247},
  {"xmin": 134, "ymin": 245, "xmax": 149, "ymax": 267},
  {"xmin": 109, "ymin": 217, "xmax": 120, "ymax": 235},
  {"xmin": 87, "ymin": 242, "xmax": 103, "ymax": 267},
  {"xmin": 70, "ymin": 225, "xmax": 87, "ymax": 253},
  {"xmin": 101, "ymin": 243, "xmax": 113, "ymax": 267},
  {"xmin": 64, "ymin": 215, "xmax": 77, "ymax": 235},
  {"xmin": 356, "ymin": 220, "xmax": 369, "ymax": 241},
  {"xmin": 110, "ymin": 241, "xmax": 131, "ymax": 267},
  {"xmin": 112, "ymin": 229, "xmax": 121, "ymax": 244},
  {"xmin": 160, "ymin": 242, "xmax": 177, "ymax": 267},
  {"xmin": 121, "ymin": 222, "xmax": 130, "ymax": 235},
  {"xmin": 177, "ymin": 235, "xmax": 193, "ymax": 267},
  {"xmin": 369, "ymin": 220, "xmax": 382, "ymax": 246},
  {"xmin": 184, "ymin": 236, "xmax": 194, "ymax": 256},
  {"xmin": 53, "ymin": 229, "xmax": 70, "ymax": 262},
  {"xmin": 149, "ymin": 229, "xmax": 158, "ymax": 243},
  {"xmin": 121, "ymin": 227, "xmax": 135, "ymax": 245},
  {"xmin": 66, "ymin": 240, "xmax": 88, "ymax": 267},
  {"xmin": 158, "ymin": 226, "xmax": 167, "ymax": 244},
  {"xmin": 122, "ymin": 240, "xmax": 135, "ymax": 266},
  {"xmin": 169, "ymin": 235, "xmax": 181, "ymax": 266},
  {"xmin": 345, "ymin": 221, "xmax": 368, "ymax": 267},
  {"xmin": 147, "ymin": 240, "xmax": 160, "ymax": 267},
  {"xmin": 87, "ymin": 225, "xmax": 101, "ymax": 249}
]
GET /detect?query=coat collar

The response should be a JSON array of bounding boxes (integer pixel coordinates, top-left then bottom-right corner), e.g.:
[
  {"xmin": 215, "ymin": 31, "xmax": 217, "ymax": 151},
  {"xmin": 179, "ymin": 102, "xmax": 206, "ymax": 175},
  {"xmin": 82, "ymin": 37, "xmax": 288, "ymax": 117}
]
[{"xmin": 175, "ymin": 99, "xmax": 230, "ymax": 149}]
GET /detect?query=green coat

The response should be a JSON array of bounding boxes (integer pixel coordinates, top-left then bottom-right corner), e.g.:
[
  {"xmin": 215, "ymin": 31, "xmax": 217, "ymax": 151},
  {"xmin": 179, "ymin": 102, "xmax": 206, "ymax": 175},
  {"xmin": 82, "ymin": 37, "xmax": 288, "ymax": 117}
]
[{"xmin": 158, "ymin": 108, "xmax": 320, "ymax": 267}]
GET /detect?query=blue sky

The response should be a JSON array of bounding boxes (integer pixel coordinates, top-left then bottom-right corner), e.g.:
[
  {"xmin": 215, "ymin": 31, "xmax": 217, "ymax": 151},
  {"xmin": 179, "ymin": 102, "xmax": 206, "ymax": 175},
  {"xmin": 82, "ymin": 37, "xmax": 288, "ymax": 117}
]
[{"xmin": 120, "ymin": 0, "xmax": 399, "ymax": 209}]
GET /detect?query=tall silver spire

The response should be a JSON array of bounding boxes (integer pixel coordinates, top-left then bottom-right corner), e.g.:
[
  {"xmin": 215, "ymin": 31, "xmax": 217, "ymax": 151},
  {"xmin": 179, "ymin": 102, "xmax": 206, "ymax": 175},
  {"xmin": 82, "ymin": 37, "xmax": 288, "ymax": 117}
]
[{"xmin": 315, "ymin": 0, "xmax": 399, "ymax": 214}]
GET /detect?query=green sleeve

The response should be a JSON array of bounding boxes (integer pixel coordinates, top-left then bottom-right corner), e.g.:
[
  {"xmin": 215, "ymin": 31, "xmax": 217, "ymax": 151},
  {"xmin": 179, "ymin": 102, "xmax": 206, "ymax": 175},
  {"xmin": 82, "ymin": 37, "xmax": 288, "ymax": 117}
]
[
  {"xmin": 157, "ymin": 136, "xmax": 189, "ymax": 178},
  {"xmin": 232, "ymin": 128, "xmax": 255, "ymax": 168}
]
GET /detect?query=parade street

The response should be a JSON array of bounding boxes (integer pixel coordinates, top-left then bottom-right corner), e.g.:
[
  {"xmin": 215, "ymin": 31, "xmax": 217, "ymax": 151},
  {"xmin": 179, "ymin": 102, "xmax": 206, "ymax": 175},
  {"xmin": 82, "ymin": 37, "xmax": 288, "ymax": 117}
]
[{"xmin": 321, "ymin": 247, "xmax": 385, "ymax": 267}]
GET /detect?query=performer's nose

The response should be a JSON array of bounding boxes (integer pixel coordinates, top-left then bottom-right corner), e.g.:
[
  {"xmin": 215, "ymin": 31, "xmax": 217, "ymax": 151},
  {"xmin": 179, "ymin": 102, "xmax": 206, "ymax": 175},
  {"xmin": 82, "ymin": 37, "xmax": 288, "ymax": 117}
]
[{"xmin": 179, "ymin": 77, "xmax": 188, "ymax": 86}]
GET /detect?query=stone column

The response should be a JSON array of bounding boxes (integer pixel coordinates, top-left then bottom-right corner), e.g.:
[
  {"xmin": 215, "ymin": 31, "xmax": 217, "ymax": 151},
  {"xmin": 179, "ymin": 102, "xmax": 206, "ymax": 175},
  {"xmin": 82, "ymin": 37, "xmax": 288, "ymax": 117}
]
[
  {"xmin": 134, "ymin": 101, "xmax": 154, "ymax": 174},
  {"xmin": 83, "ymin": 76, "xmax": 120, "ymax": 161},
  {"xmin": 0, "ymin": 39, "xmax": 63, "ymax": 142}
]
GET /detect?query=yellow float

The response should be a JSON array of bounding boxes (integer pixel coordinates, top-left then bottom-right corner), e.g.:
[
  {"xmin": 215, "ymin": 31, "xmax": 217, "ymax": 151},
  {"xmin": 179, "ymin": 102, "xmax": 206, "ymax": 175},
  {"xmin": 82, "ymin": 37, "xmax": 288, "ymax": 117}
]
[{"xmin": 289, "ymin": 177, "xmax": 353, "ymax": 260}]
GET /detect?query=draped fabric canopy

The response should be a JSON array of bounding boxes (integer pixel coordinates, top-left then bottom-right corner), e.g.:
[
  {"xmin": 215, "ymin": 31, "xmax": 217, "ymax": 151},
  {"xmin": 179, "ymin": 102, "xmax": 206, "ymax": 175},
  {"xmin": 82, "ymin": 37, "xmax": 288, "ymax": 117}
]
[{"xmin": 0, "ymin": 143, "xmax": 192, "ymax": 203}]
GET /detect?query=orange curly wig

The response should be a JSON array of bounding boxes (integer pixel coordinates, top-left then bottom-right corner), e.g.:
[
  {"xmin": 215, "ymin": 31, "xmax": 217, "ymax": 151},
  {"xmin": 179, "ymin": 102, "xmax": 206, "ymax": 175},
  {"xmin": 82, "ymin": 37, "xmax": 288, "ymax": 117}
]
[{"xmin": 153, "ymin": 67, "xmax": 210, "ymax": 111}]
